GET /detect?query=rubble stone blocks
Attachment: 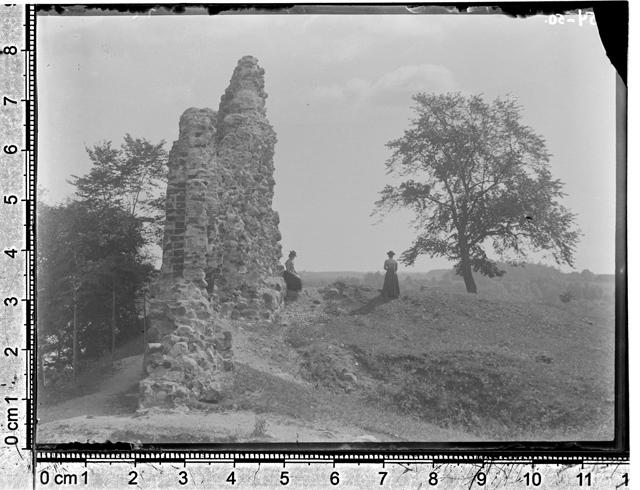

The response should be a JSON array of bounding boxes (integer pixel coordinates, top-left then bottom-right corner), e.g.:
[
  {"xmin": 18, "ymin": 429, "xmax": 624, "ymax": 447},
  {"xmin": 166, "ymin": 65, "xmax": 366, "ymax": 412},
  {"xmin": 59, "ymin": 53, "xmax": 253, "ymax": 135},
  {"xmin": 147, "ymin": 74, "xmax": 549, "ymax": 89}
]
[
  {"xmin": 140, "ymin": 56, "xmax": 285, "ymax": 408},
  {"xmin": 207, "ymin": 56, "xmax": 286, "ymax": 320},
  {"xmin": 161, "ymin": 107, "xmax": 216, "ymax": 284}
]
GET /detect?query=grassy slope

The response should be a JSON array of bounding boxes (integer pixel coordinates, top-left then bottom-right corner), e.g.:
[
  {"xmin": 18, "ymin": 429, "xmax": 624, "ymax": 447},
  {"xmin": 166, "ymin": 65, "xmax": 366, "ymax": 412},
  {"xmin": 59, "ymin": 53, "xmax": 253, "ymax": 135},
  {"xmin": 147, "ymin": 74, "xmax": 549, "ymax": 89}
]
[
  {"xmin": 39, "ymin": 282, "xmax": 615, "ymax": 443},
  {"xmin": 263, "ymin": 284, "xmax": 615, "ymax": 441}
]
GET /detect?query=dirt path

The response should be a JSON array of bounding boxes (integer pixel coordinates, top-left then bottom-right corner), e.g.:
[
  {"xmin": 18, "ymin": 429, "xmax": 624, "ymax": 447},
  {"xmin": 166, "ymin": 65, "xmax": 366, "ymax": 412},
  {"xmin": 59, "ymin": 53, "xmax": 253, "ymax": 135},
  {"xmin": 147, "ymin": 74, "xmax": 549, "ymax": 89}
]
[
  {"xmin": 38, "ymin": 355, "xmax": 142, "ymax": 424},
  {"xmin": 37, "ymin": 408, "xmax": 398, "ymax": 444},
  {"xmin": 37, "ymin": 348, "xmax": 402, "ymax": 444},
  {"xmin": 231, "ymin": 324, "xmax": 308, "ymax": 388}
]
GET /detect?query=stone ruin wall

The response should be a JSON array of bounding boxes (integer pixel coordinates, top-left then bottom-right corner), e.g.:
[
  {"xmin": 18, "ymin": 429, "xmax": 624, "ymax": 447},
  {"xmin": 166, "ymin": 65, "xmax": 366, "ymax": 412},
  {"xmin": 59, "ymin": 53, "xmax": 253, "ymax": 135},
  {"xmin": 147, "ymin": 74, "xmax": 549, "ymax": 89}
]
[
  {"xmin": 140, "ymin": 56, "xmax": 286, "ymax": 408},
  {"xmin": 207, "ymin": 56, "xmax": 285, "ymax": 319}
]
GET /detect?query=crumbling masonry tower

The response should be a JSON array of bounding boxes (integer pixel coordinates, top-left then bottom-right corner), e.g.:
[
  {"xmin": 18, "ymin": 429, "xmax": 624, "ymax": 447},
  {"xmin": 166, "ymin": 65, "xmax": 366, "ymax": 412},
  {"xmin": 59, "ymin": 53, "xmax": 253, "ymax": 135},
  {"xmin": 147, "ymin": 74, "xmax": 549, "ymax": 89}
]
[{"xmin": 140, "ymin": 56, "xmax": 285, "ymax": 407}]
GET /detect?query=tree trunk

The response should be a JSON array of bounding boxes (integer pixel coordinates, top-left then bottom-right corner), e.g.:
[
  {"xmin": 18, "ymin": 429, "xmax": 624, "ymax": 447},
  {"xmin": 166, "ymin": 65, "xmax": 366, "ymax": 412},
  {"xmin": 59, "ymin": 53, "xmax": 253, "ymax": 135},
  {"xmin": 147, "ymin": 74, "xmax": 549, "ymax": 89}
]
[
  {"xmin": 142, "ymin": 294, "xmax": 147, "ymax": 347},
  {"xmin": 57, "ymin": 340, "xmax": 62, "ymax": 371},
  {"xmin": 458, "ymin": 239, "xmax": 478, "ymax": 294},
  {"xmin": 460, "ymin": 260, "xmax": 478, "ymax": 294},
  {"xmin": 38, "ymin": 350, "xmax": 45, "ymax": 390},
  {"xmin": 72, "ymin": 287, "xmax": 78, "ymax": 385},
  {"xmin": 111, "ymin": 286, "xmax": 116, "ymax": 367}
]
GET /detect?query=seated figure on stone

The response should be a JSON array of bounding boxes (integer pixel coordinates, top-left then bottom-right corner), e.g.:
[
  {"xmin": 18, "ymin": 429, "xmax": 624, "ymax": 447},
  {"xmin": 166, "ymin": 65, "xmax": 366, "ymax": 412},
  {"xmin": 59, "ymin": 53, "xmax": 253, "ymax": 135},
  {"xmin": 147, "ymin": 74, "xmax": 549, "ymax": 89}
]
[{"xmin": 283, "ymin": 250, "xmax": 302, "ymax": 292}]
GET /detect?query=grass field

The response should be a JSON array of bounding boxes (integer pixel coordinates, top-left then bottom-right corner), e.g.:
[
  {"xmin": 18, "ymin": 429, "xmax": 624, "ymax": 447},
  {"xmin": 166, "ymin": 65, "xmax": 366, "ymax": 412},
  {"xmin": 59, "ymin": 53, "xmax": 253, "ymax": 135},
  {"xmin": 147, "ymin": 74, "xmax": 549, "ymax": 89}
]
[
  {"xmin": 38, "ymin": 281, "xmax": 615, "ymax": 443},
  {"xmin": 269, "ymin": 283, "xmax": 615, "ymax": 441}
]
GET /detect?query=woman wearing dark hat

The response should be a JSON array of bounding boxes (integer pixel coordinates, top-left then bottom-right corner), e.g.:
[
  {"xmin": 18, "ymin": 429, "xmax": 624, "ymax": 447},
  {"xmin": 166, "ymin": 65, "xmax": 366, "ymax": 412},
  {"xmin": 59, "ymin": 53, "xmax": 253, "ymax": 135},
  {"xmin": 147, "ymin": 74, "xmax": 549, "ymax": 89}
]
[
  {"xmin": 381, "ymin": 251, "xmax": 400, "ymax": 299},
  {"xmin": 283, "ymin": 250, "xmax": 302, "ymax": 291}
]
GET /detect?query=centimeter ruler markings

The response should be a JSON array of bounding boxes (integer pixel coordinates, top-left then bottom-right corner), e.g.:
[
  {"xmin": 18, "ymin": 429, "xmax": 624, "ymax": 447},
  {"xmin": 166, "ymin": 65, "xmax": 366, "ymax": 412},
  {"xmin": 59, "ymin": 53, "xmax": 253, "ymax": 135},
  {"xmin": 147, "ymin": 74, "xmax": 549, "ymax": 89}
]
[
  {"xmin": 0, "ymin": 3, "xmax": 35, "ymax": 486},
  {"xmin": 22, "ymin": 3, "xmax": 36, "ymax": 452},
  {"xmin": 32, "ymin": 456, "xmax": 629, "ymax": 489},
  {"xmin": 18, "ymin": 2, "xmax": 35, "ymax": 449},
  {"xmin": 35, "ymin": 452, "xmax": 630, "ymax": 465}
]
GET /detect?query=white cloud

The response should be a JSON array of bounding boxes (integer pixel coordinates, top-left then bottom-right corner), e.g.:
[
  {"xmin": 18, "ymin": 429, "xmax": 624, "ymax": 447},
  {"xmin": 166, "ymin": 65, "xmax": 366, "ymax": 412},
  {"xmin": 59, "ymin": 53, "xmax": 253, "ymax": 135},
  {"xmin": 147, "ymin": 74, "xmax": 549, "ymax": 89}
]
[
  {"xmin": 370, "ymin": 64, "xmax": 456, "ymax": 103},
  {"xmin": 312, "ymin": 63, "xmax": 457, "ymax": 106}
]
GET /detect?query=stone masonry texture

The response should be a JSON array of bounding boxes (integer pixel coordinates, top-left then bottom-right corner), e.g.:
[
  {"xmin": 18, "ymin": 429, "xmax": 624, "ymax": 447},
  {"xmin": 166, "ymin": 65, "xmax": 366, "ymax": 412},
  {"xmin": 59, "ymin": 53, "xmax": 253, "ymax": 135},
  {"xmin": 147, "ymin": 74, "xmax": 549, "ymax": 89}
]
[
  {"xmin": 140, "ymin": 56, "xmax": 285, "ymax": 408},
  {"xmin": 208, "ymin": 55, "xmax": 285, "ymax": 320}
]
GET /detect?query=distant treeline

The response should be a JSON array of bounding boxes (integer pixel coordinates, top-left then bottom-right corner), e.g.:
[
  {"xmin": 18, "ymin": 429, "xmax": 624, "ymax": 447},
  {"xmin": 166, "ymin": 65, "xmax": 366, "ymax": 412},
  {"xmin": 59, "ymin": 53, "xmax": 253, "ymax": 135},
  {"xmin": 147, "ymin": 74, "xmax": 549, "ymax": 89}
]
[{"xmin": 300, "ymin": 263, "xmax": 614, "ymax": 305}]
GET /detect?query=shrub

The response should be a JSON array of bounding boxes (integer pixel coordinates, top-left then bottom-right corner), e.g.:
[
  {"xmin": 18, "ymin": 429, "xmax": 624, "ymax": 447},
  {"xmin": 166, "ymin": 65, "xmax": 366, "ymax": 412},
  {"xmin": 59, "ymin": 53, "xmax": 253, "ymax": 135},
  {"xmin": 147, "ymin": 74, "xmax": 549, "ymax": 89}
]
[{"xmin": 559, "ymin": 290, "xmax": 574, "ymax": 303}]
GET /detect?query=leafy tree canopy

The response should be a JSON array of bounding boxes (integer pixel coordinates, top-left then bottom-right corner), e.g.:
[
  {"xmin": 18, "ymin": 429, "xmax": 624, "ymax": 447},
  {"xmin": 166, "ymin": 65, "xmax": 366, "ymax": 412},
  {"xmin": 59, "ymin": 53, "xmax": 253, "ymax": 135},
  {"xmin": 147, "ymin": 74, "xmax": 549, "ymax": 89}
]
[
  {"xmin": 375, "ymin": 93, "xmax": 580, "ymax": 293},
  {"xmin": 69, "ymin": 134, "xmax": 168, "ymax": 243}
]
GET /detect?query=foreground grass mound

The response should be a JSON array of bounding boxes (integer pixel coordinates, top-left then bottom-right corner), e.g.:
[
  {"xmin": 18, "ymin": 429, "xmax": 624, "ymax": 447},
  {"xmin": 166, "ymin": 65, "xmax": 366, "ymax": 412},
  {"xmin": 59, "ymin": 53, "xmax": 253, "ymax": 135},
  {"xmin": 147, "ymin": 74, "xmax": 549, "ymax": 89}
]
[{"xmin": 284, "ymin": 283, "xmax": 614, "ymax": 440}]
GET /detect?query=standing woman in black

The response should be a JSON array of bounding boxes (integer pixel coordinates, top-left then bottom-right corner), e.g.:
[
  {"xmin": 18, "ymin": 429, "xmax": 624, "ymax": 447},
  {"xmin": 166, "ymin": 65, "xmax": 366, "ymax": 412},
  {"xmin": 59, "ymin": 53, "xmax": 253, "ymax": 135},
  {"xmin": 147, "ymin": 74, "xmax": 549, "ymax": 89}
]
[{"xmin": 381, "ymin": 251, "xmax": 400, "ymax": 299}]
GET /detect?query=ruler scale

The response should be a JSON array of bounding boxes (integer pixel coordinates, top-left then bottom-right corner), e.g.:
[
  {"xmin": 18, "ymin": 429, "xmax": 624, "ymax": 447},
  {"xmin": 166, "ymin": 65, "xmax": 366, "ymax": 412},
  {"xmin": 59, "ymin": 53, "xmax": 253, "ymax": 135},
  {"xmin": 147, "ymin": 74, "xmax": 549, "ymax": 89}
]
[
  {"xmin": 23, "ymin": 3, "xmax": 36, "ymax": 455},
  {"xmin": 30, "ymin": 456, "xmax": 631, "ymax": 488},
  {"xmin": 0, "ymin": 3, "xmax": 35, "ymax": 488}
]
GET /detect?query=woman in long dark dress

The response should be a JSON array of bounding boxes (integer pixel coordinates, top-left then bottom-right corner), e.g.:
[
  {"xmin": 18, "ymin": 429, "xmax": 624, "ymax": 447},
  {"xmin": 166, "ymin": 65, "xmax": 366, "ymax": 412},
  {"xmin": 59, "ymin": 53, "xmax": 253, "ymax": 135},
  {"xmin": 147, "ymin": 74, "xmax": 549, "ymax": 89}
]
[
  {"xmin": 283, "ymin": 250, "xmax": 302, "ymax": 291},
  {"xmin": 382, "ymin": 251, "xmax": 400, "ymax": 299}
]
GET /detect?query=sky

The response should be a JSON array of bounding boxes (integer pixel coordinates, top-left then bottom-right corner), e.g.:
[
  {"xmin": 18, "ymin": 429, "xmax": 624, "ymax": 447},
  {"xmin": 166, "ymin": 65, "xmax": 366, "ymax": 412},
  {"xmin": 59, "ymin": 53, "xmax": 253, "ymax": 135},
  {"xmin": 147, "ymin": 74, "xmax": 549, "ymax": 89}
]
[{"xmin": 37, "ymin": 12, "xmax": 616, "ymax": 274}]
